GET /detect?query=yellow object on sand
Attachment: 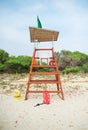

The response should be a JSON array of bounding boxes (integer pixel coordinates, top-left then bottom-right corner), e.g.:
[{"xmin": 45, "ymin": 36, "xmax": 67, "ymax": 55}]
[{"xmin": 13, "ymin": 89, "xmax": 22, "ymax": 101}]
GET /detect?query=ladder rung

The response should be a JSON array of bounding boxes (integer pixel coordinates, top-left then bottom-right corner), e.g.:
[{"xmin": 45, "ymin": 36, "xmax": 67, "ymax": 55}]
[
  {"xmin": 28, "ymin": 90, "xmax": 62, "ymax": 93},
  {"xmin": 29, "ymin": 80, "xmax": 59, "ymax": 84},
  {"xmin": 30, "ymin": 72, "xmax": 59, "ymax": 75},
  {"xmin": 32, "ymin": 65, "xmax": 57, "ymax": 68},
  {"xmin": 36, "ymin": 48, "xmax": 52, "ymax": 51}
]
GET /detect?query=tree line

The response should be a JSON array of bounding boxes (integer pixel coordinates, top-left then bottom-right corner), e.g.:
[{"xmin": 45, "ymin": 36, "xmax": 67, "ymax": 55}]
[
  {"xmin": 0, "ymin": 49, "xmax": 32, "ymax": 73},
  {"xmin": 0, "ymin": 49, "xmax": 88, "ymax": 74},
  {"xmin": 56, "ymin": 50, "xmax": 88, "ymax": 73}
]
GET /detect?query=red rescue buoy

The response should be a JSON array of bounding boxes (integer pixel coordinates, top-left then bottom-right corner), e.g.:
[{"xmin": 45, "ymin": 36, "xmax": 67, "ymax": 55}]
[
  {"xmin": 43, "ymin": 90, "xmax": 50, "ymax": 104},
  {"xmin": 49, "ymin": 60, "xmax": 55, "ymax": 66}
]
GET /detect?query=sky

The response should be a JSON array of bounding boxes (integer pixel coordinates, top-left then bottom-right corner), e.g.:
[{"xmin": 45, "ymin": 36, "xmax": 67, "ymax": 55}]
[{"xmin": 0, "ymin": 0, "xmax": 88, "ymax": 56}]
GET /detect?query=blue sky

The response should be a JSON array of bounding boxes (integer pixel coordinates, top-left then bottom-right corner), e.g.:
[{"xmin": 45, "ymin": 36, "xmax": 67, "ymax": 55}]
[{"xmin": 0, "ymin": 0, "xmax": 88, "ymax": 56}]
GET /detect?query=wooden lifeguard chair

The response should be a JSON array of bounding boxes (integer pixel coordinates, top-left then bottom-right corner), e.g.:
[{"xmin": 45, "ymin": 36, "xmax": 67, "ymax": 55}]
[{"xmin": 25, "ymin": 27, "xmax": 64, "ymax": 100}]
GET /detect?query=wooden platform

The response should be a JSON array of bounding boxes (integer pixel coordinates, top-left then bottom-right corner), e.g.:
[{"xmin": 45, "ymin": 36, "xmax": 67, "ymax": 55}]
[{"xmin": 29, "ymin": 27, "xmax": 59, "ymax": 42}]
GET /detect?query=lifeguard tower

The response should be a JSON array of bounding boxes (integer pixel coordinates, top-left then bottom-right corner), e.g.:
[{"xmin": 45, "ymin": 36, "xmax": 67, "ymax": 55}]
[{"xmin": 25, "ymin": 27, "xmax": 64, "ymax": 100}]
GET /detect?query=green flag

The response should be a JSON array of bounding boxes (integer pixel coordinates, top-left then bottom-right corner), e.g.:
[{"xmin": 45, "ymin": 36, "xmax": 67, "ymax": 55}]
[{"xmin": 37, "ymin": 16, "xmax": 42, "ymax": 28}]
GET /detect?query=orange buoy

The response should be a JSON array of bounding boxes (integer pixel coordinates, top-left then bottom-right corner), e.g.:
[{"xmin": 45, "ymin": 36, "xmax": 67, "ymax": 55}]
[{"xmin": 32, "ymin": 58, "xmax": 36, "ymax": 65}]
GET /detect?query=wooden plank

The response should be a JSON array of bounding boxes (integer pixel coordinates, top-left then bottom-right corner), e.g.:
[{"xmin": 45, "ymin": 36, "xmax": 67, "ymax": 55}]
[
  {"xmin": 32, "ymin": 65, "xmax": 56, "ymax": 68},
  {"xmin": 29, "ymin": 80, "xmax": 59, "ymax": 84},
  {"xmin": 29, "ymin": 27, "xmax": 59, "ymax": 42},
  {"xmin": 29, "ymin": 90, "xmax": 61, "ymax": 93},
  {"xmin": 35, "ymin": 48, "xmax": 52, "ymax": 51},
  {"xmin": 30, "ymin": 72, "xmax": 58, "ymax": 75}
]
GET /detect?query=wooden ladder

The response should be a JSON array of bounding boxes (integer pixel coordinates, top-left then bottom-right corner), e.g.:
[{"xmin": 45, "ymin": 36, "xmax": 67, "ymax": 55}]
[{"xmin": 25, "ymin": 48, "xmax": 64, "ymax": 100}]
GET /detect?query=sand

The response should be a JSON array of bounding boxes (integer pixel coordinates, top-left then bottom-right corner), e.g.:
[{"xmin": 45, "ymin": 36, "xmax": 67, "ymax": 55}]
[{"xmin": 0, "ymin": 73, "xmax": 88, "ymax": 130}]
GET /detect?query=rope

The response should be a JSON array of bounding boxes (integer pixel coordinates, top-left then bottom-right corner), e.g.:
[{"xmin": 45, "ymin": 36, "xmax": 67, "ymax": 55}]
[{"xmin": 34, "ymin": 102, "xmax": 44, "ymax": 107}]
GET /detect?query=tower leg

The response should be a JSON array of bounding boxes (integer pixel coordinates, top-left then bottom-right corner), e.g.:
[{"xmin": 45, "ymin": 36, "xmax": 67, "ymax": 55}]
[
  {"xmin": 61, "ymin": 90, "xmax": 64, "ymax": 100},
  {"xmin": 59, "ymin": 80, "xmax": 64, "ymax": 100},
  {"xmin": 55, "ymin": 74, "xmax": 60, "ymax": 92},
  {"xmin": 25, "ymin": 83, "xmax": 30, "ymax": 100}
]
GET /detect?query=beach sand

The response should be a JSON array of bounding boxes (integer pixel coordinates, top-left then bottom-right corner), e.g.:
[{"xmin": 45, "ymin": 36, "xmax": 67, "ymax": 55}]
[{"xmin": 0, "ymin": 73, "xmax": 88, "ymax": 130}]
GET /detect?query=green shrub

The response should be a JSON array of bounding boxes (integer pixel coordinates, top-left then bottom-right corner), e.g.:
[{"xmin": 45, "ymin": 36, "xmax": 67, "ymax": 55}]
[
  {"xmin": 62, "ymin": 67, "xmax": 80, "ymax": 74},
  {"xmin": 37, "ymin": 68, "xmax": 49, "ymax": 72},
  {"xmin": 56, "ymin": 50, "xmax": 88, "ymax": 70},
  {"xmin": 5, "ymin": 56, "xmax": 32, "ymax": 73},
  {"xmin": 0, "ymin": 49, "xmax": 9, "ymax": 63},
  {"xmin": 81, "ymin": 62, "xmax": 88, "ymax": 73},
  {"xmin": 0, "ymin": 63, "xmax": 5, "ymax": 72}
]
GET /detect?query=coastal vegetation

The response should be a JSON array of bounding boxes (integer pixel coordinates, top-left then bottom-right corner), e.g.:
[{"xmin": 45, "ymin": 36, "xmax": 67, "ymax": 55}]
[{"xmin": 0, "ymin": 49, "xmax": 88, "ymax": 74}]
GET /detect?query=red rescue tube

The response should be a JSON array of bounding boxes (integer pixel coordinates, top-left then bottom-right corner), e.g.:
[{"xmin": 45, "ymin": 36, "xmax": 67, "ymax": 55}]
[
  {"xmin": 49, "ymin": 60, "xmax": 55, "ymax": 66},
  {"xmin": 43, "ymin": 90, "xmax": 50, "ymax": 104}
]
